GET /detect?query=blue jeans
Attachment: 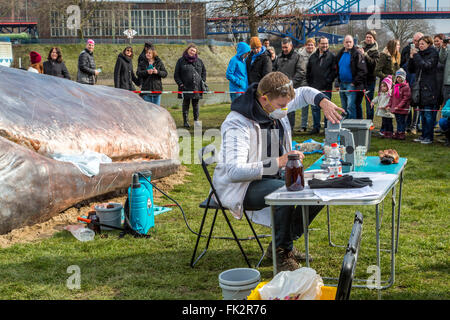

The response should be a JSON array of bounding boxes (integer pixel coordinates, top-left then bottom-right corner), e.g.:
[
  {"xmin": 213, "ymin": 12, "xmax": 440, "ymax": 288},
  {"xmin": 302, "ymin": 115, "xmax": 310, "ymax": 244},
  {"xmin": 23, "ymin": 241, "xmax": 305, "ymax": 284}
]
[
  {"xmin": 302, "ymin": 91, "xmax": 332, "ymax": 129},
  {"xmin": 339, "ymin": 83, "xmax": 357, "ymax": 119},
  {"xmin": 243, "ymin": 178, "xmax": 323, "ymax": 251},
  {"xmin": 439, "ymin": 117, "xmax": 449, "ymax": 132},
  {"xmin": 354, "ymin": 81, "xmax": 376, "ymax": 120},
  {"xmin": 420, "ymin": 105, "xmax": 436, "ymax": 141},
  {"xmin": 365, "ymin": 81, "xmax": 376, "ymax": 120},
  {"xmin": 230, "ymin": 93, "xmax": 243, "ymax": 102},
  {"xmin": 143, "ymin": 94, "xmax": 161, "ymax": 106},
  {"xmin": 301, "ymin": 105, "xmax": 321, "ymax": 130},
  {"xmin": 321, "ymin": 91, "xmax": 332, "ymax": 128},
  {"xmin": 395, "ymin": 114, "xmax": 407, "ymax": 132}
]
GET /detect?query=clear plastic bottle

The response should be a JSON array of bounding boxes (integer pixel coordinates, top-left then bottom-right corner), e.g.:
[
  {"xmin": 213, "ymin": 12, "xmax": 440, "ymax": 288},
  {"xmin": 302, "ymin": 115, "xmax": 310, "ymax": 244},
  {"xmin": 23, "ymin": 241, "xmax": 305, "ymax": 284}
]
[{"xmin": 328, "ymin": 143, "xmax": 342, "ymax": 179}]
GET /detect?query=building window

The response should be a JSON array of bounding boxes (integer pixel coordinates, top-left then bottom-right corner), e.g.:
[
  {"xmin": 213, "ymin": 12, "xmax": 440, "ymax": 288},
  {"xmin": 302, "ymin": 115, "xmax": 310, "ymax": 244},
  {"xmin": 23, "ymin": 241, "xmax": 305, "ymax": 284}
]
[
  {"xmin": 178, "ymin": 10, "xmax": 191, "ymax": 36},
  {"xmin": 49, "ymin": 8, "xmax": 192, "ymax": 38},
  {"xmin": 142, "ymin": 10, "xmax": 154, "ymax": 36},
  {"xmin": 155, "ymin": 10, "xmax": 167, "ymax": 36}
]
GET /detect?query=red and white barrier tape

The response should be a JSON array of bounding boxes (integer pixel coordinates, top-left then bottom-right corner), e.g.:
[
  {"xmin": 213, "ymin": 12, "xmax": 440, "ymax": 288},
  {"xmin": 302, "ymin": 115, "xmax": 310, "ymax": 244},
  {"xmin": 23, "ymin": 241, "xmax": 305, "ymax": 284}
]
[{"xmin": 133, "ymin": 89, "xmax": 369, "ymax": 95}]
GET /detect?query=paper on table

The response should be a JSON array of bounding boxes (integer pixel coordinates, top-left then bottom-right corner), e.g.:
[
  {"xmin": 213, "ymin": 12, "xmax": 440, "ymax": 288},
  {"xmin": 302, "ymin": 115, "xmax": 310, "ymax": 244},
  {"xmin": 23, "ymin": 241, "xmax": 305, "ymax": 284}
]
[{"xmin": 312, "ymin": 186, "xmax": 379, "ymax": 202}]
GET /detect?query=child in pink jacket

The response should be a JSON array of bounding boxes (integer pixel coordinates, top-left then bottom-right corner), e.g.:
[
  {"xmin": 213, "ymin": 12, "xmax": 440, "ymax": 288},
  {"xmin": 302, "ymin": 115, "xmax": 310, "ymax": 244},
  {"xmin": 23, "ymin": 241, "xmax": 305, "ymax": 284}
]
[{"xmin": 387, "ymin": 68, "xmax": 411, "ymax": 140}]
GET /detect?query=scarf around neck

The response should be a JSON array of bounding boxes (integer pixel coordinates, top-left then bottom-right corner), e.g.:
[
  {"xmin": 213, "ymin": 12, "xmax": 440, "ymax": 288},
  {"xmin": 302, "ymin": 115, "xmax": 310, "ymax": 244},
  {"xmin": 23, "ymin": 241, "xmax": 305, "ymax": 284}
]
[{"xmin": 183, "ymin": 52, "xmax": 198, "ymax": 63}]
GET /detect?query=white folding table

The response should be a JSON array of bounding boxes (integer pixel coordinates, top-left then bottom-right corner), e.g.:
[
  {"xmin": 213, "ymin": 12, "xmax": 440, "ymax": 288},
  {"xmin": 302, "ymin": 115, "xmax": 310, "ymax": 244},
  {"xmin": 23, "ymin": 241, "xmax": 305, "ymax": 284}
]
[{"xmin": 265, "ymin": 156, "xmax": 407, "ymax": 290}]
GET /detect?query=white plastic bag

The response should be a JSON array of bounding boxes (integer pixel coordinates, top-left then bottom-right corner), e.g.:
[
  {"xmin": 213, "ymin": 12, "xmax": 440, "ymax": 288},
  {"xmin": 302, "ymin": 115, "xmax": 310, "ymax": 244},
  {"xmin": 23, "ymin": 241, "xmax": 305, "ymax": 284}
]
[
  {"xmin": 51, "ymin": 150, "xmax": 112, "ymax": 177},
  {"xmin": 258, "ymin": 267, "xmax": 324, "ymax": 300}
]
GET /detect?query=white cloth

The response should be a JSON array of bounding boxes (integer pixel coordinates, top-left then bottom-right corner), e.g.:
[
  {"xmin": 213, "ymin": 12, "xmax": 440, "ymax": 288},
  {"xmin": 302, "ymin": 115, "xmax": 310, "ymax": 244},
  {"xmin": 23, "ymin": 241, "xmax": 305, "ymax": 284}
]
[
  {"xmin": 27, "ymin": 67, "xmax": 39, "ymax": 73},
  {"xmin": 212, "ymin": 86, "xmax": 322, "ymax": 219},
  {"xmin": 51, "ymin": 150, "xmax": 112, "ymax": 177}
]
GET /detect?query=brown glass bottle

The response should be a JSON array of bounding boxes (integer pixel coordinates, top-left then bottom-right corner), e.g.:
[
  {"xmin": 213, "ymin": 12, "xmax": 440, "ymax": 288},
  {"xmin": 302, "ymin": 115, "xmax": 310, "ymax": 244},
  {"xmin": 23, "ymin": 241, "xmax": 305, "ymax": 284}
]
[
  {"xmin": 87, "ymin": 210, "xmax": 101, "ymax": 234},
  {"xmin": 285, "ymin": 154, "xmax": 305, "ymax": 191}
]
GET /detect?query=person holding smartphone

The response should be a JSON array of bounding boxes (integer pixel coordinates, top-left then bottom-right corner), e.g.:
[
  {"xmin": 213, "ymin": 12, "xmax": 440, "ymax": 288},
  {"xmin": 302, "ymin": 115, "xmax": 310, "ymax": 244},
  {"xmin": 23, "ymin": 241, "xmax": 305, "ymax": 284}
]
[{"xmin": 137, "ymin": 45, "xmax": 167, "ymax": 106}]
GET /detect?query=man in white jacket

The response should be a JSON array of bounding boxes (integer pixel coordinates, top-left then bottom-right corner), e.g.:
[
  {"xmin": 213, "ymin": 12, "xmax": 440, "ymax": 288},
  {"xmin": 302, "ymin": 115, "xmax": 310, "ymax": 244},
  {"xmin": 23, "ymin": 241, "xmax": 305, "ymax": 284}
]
[{"xmin": 212, "ymin": 72, "xmax": 344, "ymax": 272}]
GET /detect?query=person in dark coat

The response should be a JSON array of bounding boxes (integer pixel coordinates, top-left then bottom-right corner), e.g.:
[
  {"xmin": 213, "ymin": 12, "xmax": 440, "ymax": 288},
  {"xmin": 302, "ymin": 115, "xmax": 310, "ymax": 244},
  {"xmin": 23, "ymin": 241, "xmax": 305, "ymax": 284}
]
[
  {"xmin": 434, "ymin": 34, "xmax": 445, "ymax": 107},
  {"xmin": 136, "ymin": 42, "xmax": 153, "ymax": 86},
  {"xmin": 114, "ymin": 46, "xmax": 139, "ymax": 92},
  {"xmin": 274, "ymin": 37, "xmax": 305, "ymax": 132},
  {"xmin": 136, "ymin": 46, "xmax": 168, "ymax": 106},
  {"xmin": 246, "ymin": 37, "xmax": 272, "ymax": 85},
  {"xmin": 375, "ymin": 39, "xmax": 401, "ymax": 81},
  {"xmin": 409, "ymin": 36, "xmax": 439, "ymax": 144},
  {"xmin": 267, "ymin": 46, "xmax": 278, "ymax": 71},
  {"xmin": 306, "ymin": 36, "xmax": 337, "ymax": 130},
  {"xmin": 174, "ymin": 43, "xmax": 207, "ymax": 128},
  {"xmin": 77, "ymin": 39, "xmax": 98, "ymax": 85},
  {"xmin": 335, "ymin": 35, "xmax": 368, "ymax": 119},
  {"xmin": 401, "ymin": 32, "xmax": 423, "ymax": 134},
  {"xmin": 355, "ymin": 30, "xmax": 380, "ymax": 120},
  {"xmin": 43, "ymin": 47, "xmax": 70, "ymax": 80}
]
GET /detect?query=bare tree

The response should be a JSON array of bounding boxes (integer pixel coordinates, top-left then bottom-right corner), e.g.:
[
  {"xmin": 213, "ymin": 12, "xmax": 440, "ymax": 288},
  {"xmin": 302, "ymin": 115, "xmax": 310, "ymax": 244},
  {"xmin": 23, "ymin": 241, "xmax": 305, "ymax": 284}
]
[
  {"xmin": 382, "ymin": 0, "xmax": 435, "ymax": 46},
  {"xmin": 207, "ymin": 0, "xmax": 315, "ymax": 37}
]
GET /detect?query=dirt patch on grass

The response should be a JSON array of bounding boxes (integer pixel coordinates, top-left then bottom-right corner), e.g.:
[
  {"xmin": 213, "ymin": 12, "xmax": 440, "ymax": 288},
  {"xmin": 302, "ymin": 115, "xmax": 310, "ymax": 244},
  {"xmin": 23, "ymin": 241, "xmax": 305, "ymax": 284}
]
[{"xmin": 0, "ymin": 166, "xmax": 191, "ymax": 248}]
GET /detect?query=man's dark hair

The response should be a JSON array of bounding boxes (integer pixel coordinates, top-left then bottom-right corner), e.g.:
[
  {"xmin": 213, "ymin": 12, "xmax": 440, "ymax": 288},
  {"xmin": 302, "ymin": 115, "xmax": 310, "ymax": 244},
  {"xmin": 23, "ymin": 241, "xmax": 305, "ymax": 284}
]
[
  {"xmin": 281, "ymin": 37, "xmax": 292, "ymax": 45},
  {"xmin": 318, "ymin": 36, "xmax": 328, "ymax": 43}
]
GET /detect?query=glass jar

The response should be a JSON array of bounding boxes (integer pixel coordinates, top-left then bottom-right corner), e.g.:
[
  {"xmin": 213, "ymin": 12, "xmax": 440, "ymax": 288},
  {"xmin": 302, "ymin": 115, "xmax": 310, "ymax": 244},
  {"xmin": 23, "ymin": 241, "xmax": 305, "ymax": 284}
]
[{"xmin": 285, "ymin": 154, "xmax": 305, "ymax": 191}]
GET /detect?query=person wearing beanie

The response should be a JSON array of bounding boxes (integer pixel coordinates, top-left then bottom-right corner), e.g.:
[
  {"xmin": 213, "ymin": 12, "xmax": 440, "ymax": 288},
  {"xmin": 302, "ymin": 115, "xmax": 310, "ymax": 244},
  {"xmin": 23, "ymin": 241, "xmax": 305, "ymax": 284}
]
[
  {"xmin": 77, "ymin": 39, "xmax": 98, "ymax": 85},
  {"xmin": 386, "ymin": 68, "xmax": 411, "ymax": 140},
  {"xmin": 355, "ymin": 30, "xmax": 380, "ymax": 120},
  {"xmin": 28, "ymin": 51, "xmax": 43, "ymax": 74},
  {"xmin": 246, "ymin": 36, "xmax": 272, "ymax": 85},
  {"xmin": 371, "ymin": 75, "xmax": 394, "ymax": 138}
]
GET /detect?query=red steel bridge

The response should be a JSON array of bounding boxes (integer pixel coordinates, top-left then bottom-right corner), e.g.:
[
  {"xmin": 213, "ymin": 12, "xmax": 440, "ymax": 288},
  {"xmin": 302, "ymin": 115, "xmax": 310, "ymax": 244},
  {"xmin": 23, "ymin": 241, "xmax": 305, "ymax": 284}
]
[
  {"xmin": 0, "ymin": 17, "xmax": 38, "ymax": 38},
  {"xmin": 206, "ymin": 0, "xmax": 450, "ymax": 44}
]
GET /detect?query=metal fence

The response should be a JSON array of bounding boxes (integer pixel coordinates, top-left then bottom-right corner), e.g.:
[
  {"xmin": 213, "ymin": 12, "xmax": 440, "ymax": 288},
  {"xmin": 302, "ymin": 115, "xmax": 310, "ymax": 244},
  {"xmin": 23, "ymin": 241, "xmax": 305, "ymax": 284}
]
[{"xmin": 13, "ymin": 37, "xmax": 235, "ymax": 46}]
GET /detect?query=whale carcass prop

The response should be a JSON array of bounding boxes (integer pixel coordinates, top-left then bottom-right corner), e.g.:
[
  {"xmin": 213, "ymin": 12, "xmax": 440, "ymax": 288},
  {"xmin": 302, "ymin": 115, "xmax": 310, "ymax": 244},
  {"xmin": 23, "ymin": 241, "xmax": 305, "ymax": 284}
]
[{"xmin": 0, "ymin": 66, "xmax": 180, "ymax": 234}]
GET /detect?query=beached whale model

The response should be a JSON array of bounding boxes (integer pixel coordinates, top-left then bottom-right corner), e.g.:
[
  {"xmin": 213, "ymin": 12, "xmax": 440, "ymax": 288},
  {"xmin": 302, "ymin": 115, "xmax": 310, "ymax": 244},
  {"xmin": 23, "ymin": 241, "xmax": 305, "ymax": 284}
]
[{"xmin": 0, "ymin": 66, "xmax": 180, "ymax": 234}]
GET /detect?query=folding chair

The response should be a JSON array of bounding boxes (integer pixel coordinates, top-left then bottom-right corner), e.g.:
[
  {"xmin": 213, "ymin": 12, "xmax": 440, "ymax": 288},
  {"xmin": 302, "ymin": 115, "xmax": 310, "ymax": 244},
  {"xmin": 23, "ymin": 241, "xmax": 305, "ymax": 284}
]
[
  {"xmin": 335, "ymin": 211, "xmax": 364, "ymax": 300},
  {"xmin": 190, "ymin": 144, "xmax": 270, "ymax": 268}
]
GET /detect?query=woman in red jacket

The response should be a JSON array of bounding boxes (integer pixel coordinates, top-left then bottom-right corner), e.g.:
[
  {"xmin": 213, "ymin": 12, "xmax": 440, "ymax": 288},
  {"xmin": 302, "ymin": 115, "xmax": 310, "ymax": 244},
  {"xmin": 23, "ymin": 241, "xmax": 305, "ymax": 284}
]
[{"xmin": 387, "ymin": 68, "xmax": 411, "ymax": 140}]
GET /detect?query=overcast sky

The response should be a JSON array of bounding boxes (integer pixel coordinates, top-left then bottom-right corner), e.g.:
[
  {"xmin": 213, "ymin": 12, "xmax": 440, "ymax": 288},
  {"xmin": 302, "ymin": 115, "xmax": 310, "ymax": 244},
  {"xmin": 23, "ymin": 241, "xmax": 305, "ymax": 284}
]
[{"xmin": 356, "ymin": 0, "xmax": 450, "ymax": 33}]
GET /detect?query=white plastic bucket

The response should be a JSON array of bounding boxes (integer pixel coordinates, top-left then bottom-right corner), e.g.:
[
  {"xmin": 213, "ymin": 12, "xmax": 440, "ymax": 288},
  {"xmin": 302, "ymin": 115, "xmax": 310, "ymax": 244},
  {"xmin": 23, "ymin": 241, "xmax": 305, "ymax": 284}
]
[
  {"xmin": 94, "ymin": 202, "xmax": 123, "ymax": 231},
  {"xmin": 218, "ymin": 268, "xmax": 261, "ymax": 300}
]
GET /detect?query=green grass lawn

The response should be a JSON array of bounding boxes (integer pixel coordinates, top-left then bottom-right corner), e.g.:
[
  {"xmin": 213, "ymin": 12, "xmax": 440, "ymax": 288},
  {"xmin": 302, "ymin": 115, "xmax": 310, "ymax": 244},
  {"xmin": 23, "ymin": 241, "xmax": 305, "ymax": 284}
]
[{"xmin": 0, "ymin": 97, "xmax": 449, "ymax": 300}]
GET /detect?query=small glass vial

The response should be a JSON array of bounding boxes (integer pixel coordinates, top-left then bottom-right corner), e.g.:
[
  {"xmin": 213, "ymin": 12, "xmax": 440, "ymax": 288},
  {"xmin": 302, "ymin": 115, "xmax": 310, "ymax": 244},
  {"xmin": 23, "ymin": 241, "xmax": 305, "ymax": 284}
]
[{"xmin": 285, "ymin": 154, "xmax": 305, "ymax": 191}]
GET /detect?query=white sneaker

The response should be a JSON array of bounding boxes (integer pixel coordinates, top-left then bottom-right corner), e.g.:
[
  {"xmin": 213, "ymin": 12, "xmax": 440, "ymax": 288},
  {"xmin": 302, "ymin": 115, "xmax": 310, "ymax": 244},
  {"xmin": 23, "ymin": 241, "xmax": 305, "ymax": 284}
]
[
  {"xmin": 194, "ymin": 121, "xmax": 202, "ymax": 127},
  {"xmin": 413, "ymin": 137, "xmax": 424, "ymax": 142},
  {"xmin": 421, "ymin": 138, "xmax": 432, "ymax": 144}
]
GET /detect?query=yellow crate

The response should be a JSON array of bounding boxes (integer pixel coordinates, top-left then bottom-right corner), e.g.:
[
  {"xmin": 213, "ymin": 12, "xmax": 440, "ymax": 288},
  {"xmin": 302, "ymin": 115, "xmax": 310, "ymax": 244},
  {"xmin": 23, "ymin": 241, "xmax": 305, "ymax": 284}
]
[
  {"xmin": 319, "ymin": 286, "xmax": 337, "ymax": 300},
  {"xmin": 247, "ymin": 283, "xmax": 336, "ymax": 300}
]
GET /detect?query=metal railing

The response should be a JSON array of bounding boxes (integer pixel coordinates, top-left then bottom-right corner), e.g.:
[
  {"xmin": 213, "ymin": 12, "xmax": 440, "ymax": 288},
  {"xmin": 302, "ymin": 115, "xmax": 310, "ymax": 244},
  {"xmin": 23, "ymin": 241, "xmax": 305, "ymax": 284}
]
[{"xmin": 0, "ymin": 17, "xmax": 37, "ymax": 23}]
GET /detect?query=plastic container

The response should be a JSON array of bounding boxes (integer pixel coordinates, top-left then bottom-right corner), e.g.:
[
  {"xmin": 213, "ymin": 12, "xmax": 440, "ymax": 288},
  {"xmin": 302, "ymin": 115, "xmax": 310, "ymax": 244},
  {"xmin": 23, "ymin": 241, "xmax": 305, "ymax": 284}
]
[
  {"xmin": 328, "ymin": 143, "xmax": 342, "ymax": 178},
  {"xmin": 218, "ymin": 268, "xmax": 261, "ymax": 300},
  {"xmin": 94, "ymin": 202, "xmax": 123, "ymax": 231},
  {"xmin": 70, "ymin": 227, "xmax": 95, "ymax": 242},
  {"xmin": 248, "ymin": 282, "xmax": 337, "ymax": 300},
  {"xmin": 341, "ymin": 119, "xmax": 373, "ymax": 151}
]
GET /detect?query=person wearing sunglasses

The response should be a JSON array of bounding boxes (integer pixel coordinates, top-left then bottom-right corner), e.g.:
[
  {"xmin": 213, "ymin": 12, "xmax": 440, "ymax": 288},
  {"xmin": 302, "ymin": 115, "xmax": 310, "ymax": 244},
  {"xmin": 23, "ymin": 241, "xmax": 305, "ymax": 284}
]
[
  {"xmin": 212, "ymin": 72, "xmax": 344, "ymax": 272},
  {"xmin": 114, "ymin": 46, "xmax": 140, "ymax": 91}
]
